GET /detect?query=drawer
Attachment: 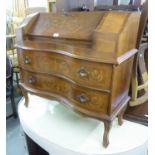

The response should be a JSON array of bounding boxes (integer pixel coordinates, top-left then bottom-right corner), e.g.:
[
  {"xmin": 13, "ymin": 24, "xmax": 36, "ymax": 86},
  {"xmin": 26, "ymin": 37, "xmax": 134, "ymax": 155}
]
[
  {"xmin": 20, "ymin": 70, "xmax": 109, "ymax": 114},
  {"xmin": 18, "ymin": 50, "xmax": 112, "ymax": 91}
]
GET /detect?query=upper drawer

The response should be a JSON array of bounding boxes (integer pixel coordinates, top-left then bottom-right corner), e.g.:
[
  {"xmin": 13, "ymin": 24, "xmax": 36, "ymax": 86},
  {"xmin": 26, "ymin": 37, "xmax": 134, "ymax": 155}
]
[{"xmin": 18, "ymin": 50, "xmax": 112, "ymax": 91}]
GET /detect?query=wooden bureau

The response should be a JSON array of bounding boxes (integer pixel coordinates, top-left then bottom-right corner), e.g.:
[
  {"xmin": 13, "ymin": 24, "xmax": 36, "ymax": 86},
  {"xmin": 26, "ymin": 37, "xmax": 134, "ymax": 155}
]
[{"xmin": 16, "ymin": 11, "xmax": 140, "ymax": 147}]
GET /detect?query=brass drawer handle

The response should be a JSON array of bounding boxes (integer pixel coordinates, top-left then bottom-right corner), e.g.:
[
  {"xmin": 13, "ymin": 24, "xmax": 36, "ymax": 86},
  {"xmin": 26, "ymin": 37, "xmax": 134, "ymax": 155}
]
[
  {"xmin": 77, "ymin": 93, "xmax": 89, "ymax": 103},
  {"xmin": 28, "ymin": 76, "xmax": 35, "ymax": 84},
  {"xmin": 24, "ymin": 56, "xmax": 31, "ymax": 64},
  {"xmin": 78, "ymin": 67, "xmax": 89, "ymax": 78}
]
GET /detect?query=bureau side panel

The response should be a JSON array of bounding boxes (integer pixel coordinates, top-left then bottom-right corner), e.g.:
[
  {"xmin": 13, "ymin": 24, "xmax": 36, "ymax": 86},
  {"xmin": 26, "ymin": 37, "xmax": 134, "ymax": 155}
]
[
  {"xmin": 110, "ymin": 57, "xmax": 134, "ymax": 114},
  {"xmin": 117, "ymin": 13, "xmax": 140, "ymax": 56}
]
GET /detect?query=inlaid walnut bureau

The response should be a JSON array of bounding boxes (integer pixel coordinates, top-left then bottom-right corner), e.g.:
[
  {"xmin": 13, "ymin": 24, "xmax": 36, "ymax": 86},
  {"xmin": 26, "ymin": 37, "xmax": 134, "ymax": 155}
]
[{"xmin": 16, "ymin": 11, "xmax": 140, "ymax": 148}]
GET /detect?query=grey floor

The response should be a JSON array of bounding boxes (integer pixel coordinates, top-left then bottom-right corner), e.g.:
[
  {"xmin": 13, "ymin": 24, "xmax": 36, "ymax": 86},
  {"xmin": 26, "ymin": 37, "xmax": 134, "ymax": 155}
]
[
  {"xmin": 6, "ymin": 118, "xmax": 28, "ymax": 155},
  {"xmin": 6, "ymin": 85, "xmax": 28, "ymax": 155}
]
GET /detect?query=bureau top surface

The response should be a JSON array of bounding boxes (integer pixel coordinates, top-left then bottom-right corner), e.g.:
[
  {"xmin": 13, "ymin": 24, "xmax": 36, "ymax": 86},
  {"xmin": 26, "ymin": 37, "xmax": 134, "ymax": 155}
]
[
  {"xmin": 16, "ymin": 11, "xmax": 140, "ymax": 63},
  {"xmin": 28, "ymin": 12, "xmax": 104, "ymax": 41}
]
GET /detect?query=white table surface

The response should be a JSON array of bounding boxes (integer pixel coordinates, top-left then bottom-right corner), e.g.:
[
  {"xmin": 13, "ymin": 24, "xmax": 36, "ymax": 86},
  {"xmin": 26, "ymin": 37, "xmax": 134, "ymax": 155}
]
[{"xmin": 18, "ymin": 94, "xmax": 148, "ymax": 155}]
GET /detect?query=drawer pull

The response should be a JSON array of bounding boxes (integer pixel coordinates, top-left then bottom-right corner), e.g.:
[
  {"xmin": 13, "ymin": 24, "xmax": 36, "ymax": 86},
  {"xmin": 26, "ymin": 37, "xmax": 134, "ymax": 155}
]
[
  {"xmin": 24, "ymin": 56, "xmax": 31, "ymax": 64},
  {"xmin": 77, "ymin": 94, "xmax": 89, "ymax": 103},
  {"xmin": 78, "ymin": 68, "xmax": 89, "ymax": 77},
  {"xmin": 28, "ymin": 77, "xmax": 35, "ymax": 84}
]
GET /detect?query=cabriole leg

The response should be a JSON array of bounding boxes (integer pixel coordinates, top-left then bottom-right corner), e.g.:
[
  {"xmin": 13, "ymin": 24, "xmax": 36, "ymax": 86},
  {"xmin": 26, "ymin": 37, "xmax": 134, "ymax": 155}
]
[
  {"xmin": 20, "ymin": 87, "xmax": 29, "ymax": 107},
  {"xmin": 103, "ymin": 121, "xmax": 112, "ymax": 148},
  {"xmin": 118, "ymin": 105, "xmax": 127, "ymax": 125}
]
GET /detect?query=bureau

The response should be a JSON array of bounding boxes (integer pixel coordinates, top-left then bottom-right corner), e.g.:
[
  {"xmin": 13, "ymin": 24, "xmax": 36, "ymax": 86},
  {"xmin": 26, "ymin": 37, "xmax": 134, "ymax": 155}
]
[{"xmin": 16, "ymin": 11, "xmax": 140, "ymax": 147}]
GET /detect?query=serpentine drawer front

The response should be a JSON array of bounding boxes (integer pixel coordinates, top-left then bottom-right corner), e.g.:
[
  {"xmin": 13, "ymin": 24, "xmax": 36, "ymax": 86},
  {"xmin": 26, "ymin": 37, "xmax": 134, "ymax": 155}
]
[
  {"xmin": 18, "ymin": 50, "xmax": 112, "ymax": 91},
  {"xmin": 16, "ymin": 11, "xmax": 140, "ymax": 147},
  {"xmin": 20, "ymin": 69, "xmax": 109, "ymax": 114}
]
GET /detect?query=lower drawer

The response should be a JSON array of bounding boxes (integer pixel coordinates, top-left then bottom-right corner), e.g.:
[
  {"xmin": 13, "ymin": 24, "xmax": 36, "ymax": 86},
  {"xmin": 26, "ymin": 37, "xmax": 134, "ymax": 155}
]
[{"xmin": 20, "ymin": 70, "xmax": 110, "ymax": 114}]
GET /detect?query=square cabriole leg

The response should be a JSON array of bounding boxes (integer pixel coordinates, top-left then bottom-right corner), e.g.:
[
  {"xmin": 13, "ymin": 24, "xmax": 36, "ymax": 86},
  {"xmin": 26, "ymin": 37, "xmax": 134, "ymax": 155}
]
[{"xmin": 103, "ymin": 105, "xmax": 127, "ymax": 148}]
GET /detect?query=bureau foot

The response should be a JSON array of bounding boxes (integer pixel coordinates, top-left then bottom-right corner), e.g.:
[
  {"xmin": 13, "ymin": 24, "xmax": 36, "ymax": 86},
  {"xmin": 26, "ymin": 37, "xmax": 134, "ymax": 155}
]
[
  {"xmin": 103, "ymin": 121, "xmax": 112, "ymax": 148},
  {"xmin": 21, "ymin": 87, "xmax": 29, "ymax": 107},
  {"xmin": 118, "ymin": 105, "xmax": 127, "ymax": 126}
]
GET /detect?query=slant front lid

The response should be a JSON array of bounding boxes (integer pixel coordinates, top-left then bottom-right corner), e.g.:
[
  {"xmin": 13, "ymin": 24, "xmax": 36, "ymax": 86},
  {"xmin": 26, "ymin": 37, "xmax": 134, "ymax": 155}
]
[{"xmin": 28, "ymin": 12, "xmax": 105, "ymax": 41}]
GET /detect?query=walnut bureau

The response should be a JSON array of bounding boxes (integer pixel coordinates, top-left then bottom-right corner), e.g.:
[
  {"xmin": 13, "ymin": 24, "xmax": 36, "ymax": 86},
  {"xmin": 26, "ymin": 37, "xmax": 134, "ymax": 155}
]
[{"xmin": 16, "ymin": 11, "xmax": 140, "ymax": 147}]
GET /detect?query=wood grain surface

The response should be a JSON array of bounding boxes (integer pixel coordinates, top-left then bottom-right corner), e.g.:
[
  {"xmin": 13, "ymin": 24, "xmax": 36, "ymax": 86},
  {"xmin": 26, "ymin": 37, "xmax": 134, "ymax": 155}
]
[{"xmin": 16, "ymin": 11, "xmax": 140, "ymax": 147}]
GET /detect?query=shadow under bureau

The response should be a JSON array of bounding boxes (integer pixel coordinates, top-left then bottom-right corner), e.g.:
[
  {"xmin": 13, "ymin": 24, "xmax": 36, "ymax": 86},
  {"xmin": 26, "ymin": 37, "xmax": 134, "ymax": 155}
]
[{"xmin": 16, "ymin": 11, "xmax": 140, "ymax": 147}]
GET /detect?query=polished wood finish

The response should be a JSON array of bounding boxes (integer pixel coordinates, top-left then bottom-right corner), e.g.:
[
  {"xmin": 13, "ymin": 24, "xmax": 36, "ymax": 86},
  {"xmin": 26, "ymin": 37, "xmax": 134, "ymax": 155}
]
[
  {"xmin": 20, "ymin": 69, "xmax": 110, "ymax": 115},
  {"xmin": 16, "ymin": 11, "xmax": 140, "ymax": 147},
  {"xmin": 28, "ymin": 12, "xmax": 104, "ymax": 40},
  {"xmin": 103, "ymin": 121, "xmax": 112, "ymax": 147},
  {"xmin": 118, "ymin": 105, "xmax": 127, "ymax": 125},
  {"xmin": 18, "ymin": 50, "xmax": 112, "ymax": 91}
]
